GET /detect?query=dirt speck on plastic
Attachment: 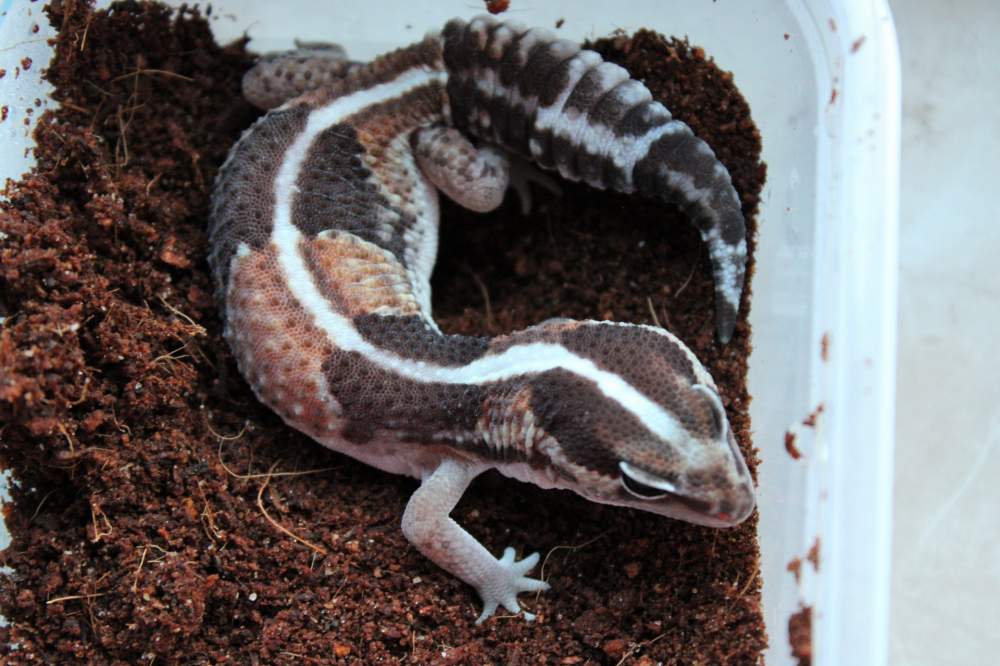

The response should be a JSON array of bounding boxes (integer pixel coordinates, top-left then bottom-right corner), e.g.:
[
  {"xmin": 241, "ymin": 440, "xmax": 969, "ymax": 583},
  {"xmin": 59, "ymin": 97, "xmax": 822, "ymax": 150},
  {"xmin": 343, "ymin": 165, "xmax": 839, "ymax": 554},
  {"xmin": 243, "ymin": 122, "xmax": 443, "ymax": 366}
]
[
  {"xmin": 785, "ymin": 430, "xmax": 803, "ymax": 459},
  {"xmin": 787, "ymin": 556, "xmax": 803, "ymax": 584},
  {"xmin": 807, "ymin": 537, "xmax": 821, "ymax": 571},
  {"xmin": 802, "ymin": 403, "xmax": 826, "ymax": 428},
  {"xmin": 0, "ymin": 3, "xmax": 766, "ymax": 662},
  {"xmin": 788, "ymin": 605, "xmax": 813, "ymax": 665}
]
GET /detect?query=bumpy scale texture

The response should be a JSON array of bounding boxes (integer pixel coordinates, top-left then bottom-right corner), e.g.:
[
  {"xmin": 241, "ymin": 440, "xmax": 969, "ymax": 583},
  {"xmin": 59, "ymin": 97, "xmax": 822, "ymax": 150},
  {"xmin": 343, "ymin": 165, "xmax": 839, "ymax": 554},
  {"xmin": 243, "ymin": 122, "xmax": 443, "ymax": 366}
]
[{"xmin": 209, "ymin": 15, "xmax": 756, "ymax": 624}]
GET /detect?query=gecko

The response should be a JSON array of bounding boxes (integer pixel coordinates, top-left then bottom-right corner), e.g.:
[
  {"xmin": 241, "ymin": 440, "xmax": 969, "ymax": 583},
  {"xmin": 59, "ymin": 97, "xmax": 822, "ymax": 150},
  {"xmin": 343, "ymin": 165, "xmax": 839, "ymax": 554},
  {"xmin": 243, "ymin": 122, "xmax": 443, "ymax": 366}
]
[{"xmin": 209, "ymin": 15, "xmax": 755, "ymax": 624}]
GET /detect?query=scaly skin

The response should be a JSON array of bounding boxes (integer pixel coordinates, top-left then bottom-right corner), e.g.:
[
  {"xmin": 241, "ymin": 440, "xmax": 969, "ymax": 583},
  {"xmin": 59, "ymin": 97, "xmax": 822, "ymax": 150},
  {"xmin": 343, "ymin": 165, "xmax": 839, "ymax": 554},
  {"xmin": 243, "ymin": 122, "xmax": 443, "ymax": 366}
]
[{"xmin": 209, "ymin": 16, "xmax": 754, "ymax": 623}]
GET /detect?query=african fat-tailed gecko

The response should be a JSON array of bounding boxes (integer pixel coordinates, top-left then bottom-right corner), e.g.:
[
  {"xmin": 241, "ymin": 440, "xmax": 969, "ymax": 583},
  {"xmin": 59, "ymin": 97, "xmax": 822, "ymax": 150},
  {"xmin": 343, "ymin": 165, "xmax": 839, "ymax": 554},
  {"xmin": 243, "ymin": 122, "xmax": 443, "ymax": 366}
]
[{"xmin": 209, "ymin": 15, "xmax": 755, "ymax": 624}]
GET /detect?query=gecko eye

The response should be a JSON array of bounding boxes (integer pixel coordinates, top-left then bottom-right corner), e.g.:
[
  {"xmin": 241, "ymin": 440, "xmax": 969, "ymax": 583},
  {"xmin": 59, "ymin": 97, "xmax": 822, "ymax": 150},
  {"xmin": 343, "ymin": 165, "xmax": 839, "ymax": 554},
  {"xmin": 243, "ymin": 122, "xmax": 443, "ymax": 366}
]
[
  {"xmin": 621, "ymin": 473, "xmax": 668, "ymax": 499},
  {"xmin": 619, "ymin": 461, "xmax": 675, "ymax": 500}
]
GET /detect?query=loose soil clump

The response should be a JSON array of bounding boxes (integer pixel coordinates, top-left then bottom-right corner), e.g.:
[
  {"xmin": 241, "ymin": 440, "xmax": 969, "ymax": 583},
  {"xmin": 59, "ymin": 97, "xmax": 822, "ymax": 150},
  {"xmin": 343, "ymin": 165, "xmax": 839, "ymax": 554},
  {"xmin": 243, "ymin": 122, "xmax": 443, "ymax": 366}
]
[{"xmin": 0, "ymin": 2, "xmax": 767, "ymax": 662}]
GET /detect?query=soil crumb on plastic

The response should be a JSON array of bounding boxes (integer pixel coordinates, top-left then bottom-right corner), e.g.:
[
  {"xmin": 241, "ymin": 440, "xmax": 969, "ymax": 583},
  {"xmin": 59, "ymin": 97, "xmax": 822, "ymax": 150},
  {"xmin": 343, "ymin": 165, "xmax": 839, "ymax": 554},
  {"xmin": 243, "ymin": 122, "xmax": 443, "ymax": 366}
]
[
  {"xmin": 0, "ymin": 3, "xmax": 766, "ymax": 662},
  {"xmin": 789, "ymin": 605, "xmax": 813, "ymax": 665},
  {"xmin": 787, "ymin": 556, "xmax": 803, "ymax": 584},
  {"xmin": 807, "ymin": 537, "xmax": 821, "ymax": 571},
  {"xmin": 484, "ymin": 0, "xmax": 510, "ymax": 15},
  {"xmin": 803, "ymin": 403, "xmax": 826, "ymax": 428},
  {"xmin": 785, "ymin": 430, "xmax": 803, "ymax": 459}
]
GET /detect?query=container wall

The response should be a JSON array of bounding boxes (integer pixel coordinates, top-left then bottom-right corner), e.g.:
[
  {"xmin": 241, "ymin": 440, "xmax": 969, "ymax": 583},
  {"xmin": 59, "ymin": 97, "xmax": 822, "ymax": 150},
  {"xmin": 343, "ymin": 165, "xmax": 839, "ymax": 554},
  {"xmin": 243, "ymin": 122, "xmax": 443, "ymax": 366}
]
[
  {"xmin": 0, "ymin": 0, "xmax": 56, "ymax": 190},
  {"xmin": 147, "ymin": 3, "xmax": 842, "ymax": 663},
  {"xmin": 0, "ymin": 2, "xmax": 899, "ymax": 663}
]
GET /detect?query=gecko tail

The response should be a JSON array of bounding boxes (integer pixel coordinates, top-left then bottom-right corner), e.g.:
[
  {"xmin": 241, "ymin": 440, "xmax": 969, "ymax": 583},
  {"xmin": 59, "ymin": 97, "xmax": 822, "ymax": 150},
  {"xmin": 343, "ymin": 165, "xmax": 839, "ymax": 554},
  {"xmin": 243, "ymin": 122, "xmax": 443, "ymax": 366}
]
[
  {"xmin": 440, "ymin": 15, "xmax": 747, "ymax": 343},
  {"xmin": 630, "ymin": 123, "xmax": 747, "ymax": 344}
]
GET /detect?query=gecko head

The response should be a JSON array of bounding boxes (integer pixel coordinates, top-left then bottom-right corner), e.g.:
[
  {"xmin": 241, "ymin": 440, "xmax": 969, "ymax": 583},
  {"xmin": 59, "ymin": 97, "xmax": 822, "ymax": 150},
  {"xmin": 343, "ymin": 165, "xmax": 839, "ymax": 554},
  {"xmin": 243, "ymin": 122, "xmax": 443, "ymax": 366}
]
[
  {"xmin": 518, "ymin": 320, "xmax": 755, "ymax": 527},
  {"xmin": 611, "ymin": 382, "xmax": 756, "ymax": 528}
]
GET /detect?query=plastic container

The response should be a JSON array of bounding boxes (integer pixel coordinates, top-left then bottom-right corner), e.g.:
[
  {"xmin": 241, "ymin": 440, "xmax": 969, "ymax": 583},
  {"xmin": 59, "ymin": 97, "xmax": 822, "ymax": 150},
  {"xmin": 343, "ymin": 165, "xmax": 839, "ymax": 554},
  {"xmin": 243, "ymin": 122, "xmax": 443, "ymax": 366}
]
[{"xmin": 0, "ymin": 1, "xmax": 900, "ymax": 663}]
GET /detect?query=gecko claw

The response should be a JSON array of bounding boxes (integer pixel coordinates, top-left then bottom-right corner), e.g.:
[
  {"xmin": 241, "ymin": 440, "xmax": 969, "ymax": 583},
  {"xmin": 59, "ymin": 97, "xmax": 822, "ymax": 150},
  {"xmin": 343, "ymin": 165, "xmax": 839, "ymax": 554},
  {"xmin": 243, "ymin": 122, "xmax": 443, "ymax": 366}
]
[{"xmin": 509, "ymin": 157, "xmax": 562, "ymax": 215}]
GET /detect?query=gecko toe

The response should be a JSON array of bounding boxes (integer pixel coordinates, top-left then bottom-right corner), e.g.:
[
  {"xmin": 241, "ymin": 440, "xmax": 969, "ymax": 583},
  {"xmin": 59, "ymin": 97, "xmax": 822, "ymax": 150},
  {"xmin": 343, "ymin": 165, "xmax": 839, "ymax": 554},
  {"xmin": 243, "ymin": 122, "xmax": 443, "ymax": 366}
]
[
  {"xmin": 512, "ymin": 550, "xmax": 540, "ymax": 575},
  {"xmin": 519, "ymin": 577, "xmax": 550, "ymax": 592},
  {"xmin": 475, "ymin": 599, "xmax": 500, "ymax": 625}
]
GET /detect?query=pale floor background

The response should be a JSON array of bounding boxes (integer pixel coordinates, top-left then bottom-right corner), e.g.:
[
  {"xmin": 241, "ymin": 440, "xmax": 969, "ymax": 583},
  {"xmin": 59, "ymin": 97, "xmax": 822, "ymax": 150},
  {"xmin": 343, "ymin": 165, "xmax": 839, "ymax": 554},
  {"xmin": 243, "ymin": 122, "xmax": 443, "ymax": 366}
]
[{"xmin": 888, "ymin": 0, "xmax": 1000, "ymax": 664}]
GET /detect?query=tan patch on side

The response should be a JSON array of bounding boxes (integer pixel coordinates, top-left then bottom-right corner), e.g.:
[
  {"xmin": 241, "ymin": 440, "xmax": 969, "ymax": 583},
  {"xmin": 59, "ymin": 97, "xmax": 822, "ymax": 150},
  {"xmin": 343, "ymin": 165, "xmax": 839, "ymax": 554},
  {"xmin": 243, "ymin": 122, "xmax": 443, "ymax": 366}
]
[
  {"xmin": 350, "ymin": 83, "xmax": 449, "ymax": 196},
  {"xmin": 351, "ymin": 83, "xmax": 447, "ymax": 155},
  {"xmin": 302, "ymin": 231, "xmax": 421, "ymax": 318},
  {"xmin": 225, "ymin": 244, "xmax": 343, "ymax": 439}
]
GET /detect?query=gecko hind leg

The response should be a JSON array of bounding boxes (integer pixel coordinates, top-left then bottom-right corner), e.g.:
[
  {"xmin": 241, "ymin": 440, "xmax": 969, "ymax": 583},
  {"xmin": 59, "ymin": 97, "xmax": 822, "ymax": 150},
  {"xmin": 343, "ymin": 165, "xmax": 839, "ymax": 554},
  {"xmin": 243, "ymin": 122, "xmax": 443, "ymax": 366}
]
[
  {"xmin": 242, "ymin": 42, "xmax": 364, "ymax": 109},
  {"xmin": 401, "ymin": 458, "xmax": 549, "ymax": 623},
  {"xmin": 413, "ymin": 125, "xmax": 561, "ymax": 215}
]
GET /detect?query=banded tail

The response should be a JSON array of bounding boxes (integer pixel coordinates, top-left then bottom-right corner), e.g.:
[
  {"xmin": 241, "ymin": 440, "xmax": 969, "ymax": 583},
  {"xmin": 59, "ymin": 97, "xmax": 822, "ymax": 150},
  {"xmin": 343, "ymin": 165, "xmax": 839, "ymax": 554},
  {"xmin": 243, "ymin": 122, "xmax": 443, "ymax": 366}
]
[{"xmin": 440, "ymin": 16, "xmax": 747, "ymax": 343}]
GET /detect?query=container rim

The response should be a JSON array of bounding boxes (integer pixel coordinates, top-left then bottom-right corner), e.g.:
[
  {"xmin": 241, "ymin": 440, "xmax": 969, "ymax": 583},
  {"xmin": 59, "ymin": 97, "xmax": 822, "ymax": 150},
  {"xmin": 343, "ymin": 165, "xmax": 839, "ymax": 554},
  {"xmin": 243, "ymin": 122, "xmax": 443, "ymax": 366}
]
[{"xmin": 802, "ymin": 1, "xmax": 900, "ymax": 664}]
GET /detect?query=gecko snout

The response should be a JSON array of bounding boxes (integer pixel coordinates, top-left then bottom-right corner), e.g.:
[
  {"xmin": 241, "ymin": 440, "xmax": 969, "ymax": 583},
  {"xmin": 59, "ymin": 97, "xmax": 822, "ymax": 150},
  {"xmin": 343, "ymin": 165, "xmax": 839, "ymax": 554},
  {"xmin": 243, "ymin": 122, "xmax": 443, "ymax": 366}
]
[{"xmin": 616, "ymin": 381, "xmax": 755, "ymax": 528}]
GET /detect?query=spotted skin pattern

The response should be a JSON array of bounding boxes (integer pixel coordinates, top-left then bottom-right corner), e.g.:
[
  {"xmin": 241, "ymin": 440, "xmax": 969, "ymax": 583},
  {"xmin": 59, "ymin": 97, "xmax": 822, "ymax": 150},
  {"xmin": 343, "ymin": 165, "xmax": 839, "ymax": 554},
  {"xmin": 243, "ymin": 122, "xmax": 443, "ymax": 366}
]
[{"xmin": 210, "ymin": 16, "xmax": 754, "ymax": 624}]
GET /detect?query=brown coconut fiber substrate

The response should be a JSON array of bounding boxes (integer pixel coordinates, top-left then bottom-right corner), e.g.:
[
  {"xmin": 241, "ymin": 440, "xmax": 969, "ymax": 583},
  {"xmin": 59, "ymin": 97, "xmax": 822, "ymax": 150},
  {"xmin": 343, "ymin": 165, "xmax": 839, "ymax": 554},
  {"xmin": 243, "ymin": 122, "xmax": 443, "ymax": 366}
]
[{"xmin": 0, "ymin": 2, "xmax": 767, "ymax": 663}]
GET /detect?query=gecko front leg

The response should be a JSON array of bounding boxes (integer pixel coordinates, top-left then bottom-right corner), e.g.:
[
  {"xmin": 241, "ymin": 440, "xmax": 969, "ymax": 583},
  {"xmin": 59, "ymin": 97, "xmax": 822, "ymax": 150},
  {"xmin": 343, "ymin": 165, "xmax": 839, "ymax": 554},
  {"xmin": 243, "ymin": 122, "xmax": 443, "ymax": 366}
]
[{"xmin": 401, "ymin": 459, "xmax": 549, "ymax": 623}]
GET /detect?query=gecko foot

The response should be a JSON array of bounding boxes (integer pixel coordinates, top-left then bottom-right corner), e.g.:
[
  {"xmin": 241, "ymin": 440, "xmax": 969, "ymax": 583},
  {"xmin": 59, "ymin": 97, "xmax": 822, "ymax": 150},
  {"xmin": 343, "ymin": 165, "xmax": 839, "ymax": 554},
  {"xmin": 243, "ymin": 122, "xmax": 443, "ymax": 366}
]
[{"xmin": 474, "ymin": 547, "xmax": 549, "ymax": 624}]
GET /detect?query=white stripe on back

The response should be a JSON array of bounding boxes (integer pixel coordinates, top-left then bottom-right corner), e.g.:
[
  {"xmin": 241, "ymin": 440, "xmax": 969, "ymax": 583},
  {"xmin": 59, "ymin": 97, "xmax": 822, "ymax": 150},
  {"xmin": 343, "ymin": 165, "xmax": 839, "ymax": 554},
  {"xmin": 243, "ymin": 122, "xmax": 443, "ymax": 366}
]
[{"xmin": 270, "ymin": 66, "xmax": 690, "ymax": 447}]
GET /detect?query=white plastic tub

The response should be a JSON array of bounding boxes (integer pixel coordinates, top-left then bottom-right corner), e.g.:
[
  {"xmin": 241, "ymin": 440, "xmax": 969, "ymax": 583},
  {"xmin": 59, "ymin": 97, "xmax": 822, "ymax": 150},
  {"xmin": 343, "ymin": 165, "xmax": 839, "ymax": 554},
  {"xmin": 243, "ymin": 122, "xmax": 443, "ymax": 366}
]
[{"xmin": 0, "ymin": 1, "xmax": 899, "ymax": 663}]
